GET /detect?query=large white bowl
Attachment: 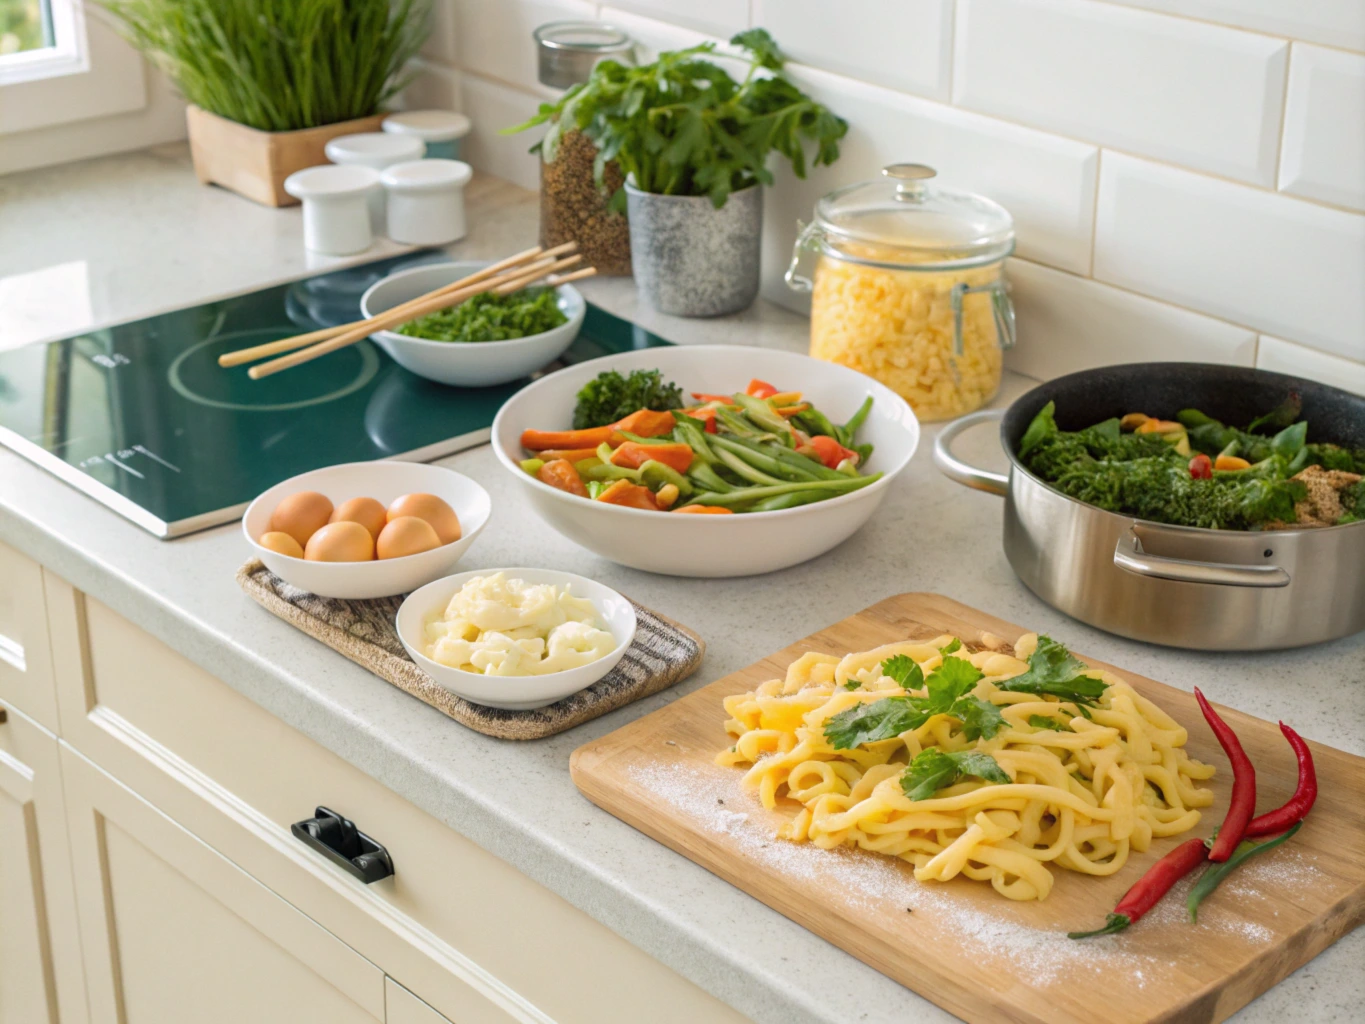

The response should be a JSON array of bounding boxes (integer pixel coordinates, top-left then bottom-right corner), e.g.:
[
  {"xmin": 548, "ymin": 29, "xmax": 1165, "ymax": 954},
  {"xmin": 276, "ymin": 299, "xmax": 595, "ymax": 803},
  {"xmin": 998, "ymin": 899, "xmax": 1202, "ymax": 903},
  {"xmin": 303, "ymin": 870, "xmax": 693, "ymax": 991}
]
[
  {"xmin": 492, "ymin": 345, "xmax": 920, "ymax": 577},
  {"xmin": 243, "ymin": 461, "xmax": 491, "ymax": 599},
  {"xmin": 360, "ymin": 261, "xmax": 585, "ymax": 387},
  {"xmin": 396, "ymin": 568, "xmax": 637, "ymax": 709}
]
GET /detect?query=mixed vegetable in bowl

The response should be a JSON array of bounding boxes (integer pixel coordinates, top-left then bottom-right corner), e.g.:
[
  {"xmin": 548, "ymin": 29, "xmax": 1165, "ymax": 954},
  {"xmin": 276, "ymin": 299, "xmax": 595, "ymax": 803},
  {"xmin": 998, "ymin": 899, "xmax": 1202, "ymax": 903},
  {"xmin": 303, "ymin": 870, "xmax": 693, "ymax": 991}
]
[
  {"xmin": 1019, "ymin": 394, "xmax": 1365, "ymax": 529},
  {"xmin": 519, "ymin": 370, "xmax": 880, "ymax": 513}
]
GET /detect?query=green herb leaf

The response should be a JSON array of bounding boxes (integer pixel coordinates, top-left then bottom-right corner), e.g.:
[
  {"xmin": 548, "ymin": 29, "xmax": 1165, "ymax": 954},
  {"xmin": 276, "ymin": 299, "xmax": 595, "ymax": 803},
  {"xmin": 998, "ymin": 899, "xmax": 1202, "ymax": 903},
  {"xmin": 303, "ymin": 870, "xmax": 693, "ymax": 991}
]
[
  {"xmin": 842, "ymin": 680, "xmax": 860, "ymax": 691},
  {"xmin": 942, "ymin": 638, "xmax": 962, "ymax": 654},
  {"xmin": 1187, "ymin": 821, "xmax": 1302, "ymax": 922},
  {"xmin": 998, "ymin": 636, "xmax": 1108, "ymax": 706},
  {"xmin": 572, "ymin": 369, "xmax": 685, "ymax": 429},
  {"xmin": 398, "ymin": 288, "xmax": 566, "ymax": 343},
  {"xmin": 900, "ymin": 749, "xmax": 1010, "ymax": 801},
  {"xmin": 1028, "ymin": 714, "xmax": 1072, "ymax": 732},
  {"xmin": 824, "ymin": 697, "xmax": 926, "ymax": 749},
  {"xmin": 880, "ymin": 654, "xmax": 923, "ymax": 690},
  {"xmin": 925, "ymin": 656, "xmax": 984, "ymax": 710},
  {"xmin": 958, "ymin": 697, "xmax": 1006, "ymax": 741}
]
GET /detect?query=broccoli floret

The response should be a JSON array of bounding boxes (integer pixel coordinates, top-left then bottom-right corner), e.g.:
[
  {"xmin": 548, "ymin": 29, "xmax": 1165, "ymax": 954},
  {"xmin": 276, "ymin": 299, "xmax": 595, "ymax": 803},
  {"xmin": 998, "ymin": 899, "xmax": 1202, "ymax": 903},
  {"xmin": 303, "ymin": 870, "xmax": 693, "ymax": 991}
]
[{"xmin": 572, "ymin": 369, "xmax": 684, "ymax": 429}]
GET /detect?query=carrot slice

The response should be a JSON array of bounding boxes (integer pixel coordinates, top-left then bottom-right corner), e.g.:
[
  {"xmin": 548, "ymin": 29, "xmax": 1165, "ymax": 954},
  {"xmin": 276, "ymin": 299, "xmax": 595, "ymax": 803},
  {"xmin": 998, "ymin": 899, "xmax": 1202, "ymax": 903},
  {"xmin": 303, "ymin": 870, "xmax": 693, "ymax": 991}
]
[
  {"xmin": 610, "ymin": 441, "xmax": 694, "ymax": 474},
  {"xmin": 537, "ymin": 459, "xmax": 588, "ymax": 497},
  {"xmin": 685, "ymin": 407, "xmax": 718, "ymax": 433},
  {"xmin": 673, "ymin": 505, "xmax": 733, "ymax": 514},
  {"xmin": 612, "ymin": 408, "xmax": 677, "ymax": 437},
  {"xmin": 521, "ymin": 426, "xmax": 615, "ymax": 451},
  {"xmin": 596, "ymin": 479, "xmax": 660, "ymax": 510},
  {"xmin": 536, "ymin": 447, "xmax": 602, "ymax": 463}
]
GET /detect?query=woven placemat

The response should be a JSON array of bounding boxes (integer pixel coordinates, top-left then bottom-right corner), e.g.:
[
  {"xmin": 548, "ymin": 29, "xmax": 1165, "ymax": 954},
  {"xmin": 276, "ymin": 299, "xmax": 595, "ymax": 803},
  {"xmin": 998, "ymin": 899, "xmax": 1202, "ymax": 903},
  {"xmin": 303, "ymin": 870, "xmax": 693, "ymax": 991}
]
[{"xmin": 236, "ymin": 559, "xmax": 704, "ymax": 741}]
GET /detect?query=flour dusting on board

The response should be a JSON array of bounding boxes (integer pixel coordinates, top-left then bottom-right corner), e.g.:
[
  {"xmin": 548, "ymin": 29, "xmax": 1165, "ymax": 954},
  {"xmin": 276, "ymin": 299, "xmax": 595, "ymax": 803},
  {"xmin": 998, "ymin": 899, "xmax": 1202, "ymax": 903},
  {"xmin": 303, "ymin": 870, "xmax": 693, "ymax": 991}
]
[{"xmin": 627, "ymin": 758, "xmax": 1304, "ymax": 984}]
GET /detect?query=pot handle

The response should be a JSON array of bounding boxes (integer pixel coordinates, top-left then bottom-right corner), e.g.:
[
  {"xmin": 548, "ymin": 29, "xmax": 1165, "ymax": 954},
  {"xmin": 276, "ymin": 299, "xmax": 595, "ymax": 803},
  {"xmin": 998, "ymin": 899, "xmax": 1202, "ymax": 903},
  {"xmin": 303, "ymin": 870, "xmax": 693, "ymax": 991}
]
[
  {"xmin": 1113, "ymin": 530, "xmax": 1291, "ymax": 588},
  {"xmin": 933, "ymin": 409, "xmax": 1008, "ymax": 496}
]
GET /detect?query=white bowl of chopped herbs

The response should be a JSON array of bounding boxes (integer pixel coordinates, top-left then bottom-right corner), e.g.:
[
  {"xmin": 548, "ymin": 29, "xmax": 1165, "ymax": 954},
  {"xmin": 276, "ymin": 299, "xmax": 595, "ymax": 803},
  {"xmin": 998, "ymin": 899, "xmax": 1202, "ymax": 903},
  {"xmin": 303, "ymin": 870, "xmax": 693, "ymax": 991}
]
[{"xmin": 360, "ymin": 261, "xmax": 586, "ymax": 387}]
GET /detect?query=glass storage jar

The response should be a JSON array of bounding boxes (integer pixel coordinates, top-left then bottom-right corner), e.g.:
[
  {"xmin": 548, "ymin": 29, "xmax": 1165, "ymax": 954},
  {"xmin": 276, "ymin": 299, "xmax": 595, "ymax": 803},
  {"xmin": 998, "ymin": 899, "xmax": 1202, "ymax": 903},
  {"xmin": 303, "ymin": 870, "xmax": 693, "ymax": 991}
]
[{"xmin": 786, "ymin": 164, "xmax": 1016, "ymax": 421}]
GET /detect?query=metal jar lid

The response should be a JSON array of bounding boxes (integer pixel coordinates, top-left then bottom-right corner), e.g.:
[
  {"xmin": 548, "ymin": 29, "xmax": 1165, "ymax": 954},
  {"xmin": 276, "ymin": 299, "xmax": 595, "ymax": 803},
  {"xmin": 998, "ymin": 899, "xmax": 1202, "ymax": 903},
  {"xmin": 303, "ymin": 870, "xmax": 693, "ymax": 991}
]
[
  {"xmin": 804, "ymin": 164, "xmax": 1015, "ymax": 271},
  {"xmin": 535, "ymin": 21, "xmax": 634, "ymax": 89}
]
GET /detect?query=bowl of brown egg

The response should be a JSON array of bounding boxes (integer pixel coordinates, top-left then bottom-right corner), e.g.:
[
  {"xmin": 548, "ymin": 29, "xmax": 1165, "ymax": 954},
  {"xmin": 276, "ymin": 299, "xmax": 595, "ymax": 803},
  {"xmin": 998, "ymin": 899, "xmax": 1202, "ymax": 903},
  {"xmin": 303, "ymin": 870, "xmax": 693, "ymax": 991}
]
[{"xmin": 242, "ymin": 461, "xmax": 491, "ymax": 599}]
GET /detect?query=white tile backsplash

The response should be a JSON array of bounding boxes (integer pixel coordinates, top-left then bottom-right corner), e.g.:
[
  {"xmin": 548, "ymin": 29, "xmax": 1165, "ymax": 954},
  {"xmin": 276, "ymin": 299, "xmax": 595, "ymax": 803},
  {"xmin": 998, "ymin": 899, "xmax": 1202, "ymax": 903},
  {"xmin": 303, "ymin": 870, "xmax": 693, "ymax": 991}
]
[
  {"xmin": 458, "ymin": 74, "xmax": 544, "ymax": 192},
  {"xmin": 1280, "ymin": 44, "xmax": 1365, "ymax": 212},
  {"xmin": 453, "ymin": 0, "xmax": 597, "ymax": 94},
  {"xmin": 953, "ymin": 0, "xmax": 1288, "ymax": 185},
  {"xmin": 423, "ymin": 0, "xmax": 1365, "ymax": 386},
  {"xmin": 750, "ymin": 0, "xmax": 953, "ymax": 101},
  {"xmin": 1257, "ymin": 336, "xmax": 1365, "ymax": 396},
  {"xmin": 1094, "ymin": 152, "xmax": 1365, "ymax": 362},
  {"xmin": 1005, "ymin": 259, "xmax": 1258, "ymax": 380},
  {"xmin": 610, "ymin": 0, "xmax": 748, "ymax": 39},
  {"xmin": 1111, "ymin": 1, "xmax": 1365, "ymax": 54}
]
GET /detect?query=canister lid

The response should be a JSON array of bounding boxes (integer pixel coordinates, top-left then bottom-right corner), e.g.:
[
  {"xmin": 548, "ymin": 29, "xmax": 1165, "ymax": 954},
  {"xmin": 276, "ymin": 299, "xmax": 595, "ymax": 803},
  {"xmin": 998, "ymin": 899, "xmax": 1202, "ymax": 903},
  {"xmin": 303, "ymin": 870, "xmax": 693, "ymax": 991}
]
[
  {"xmin": 382, "ymin": 110, "xmax": 473, "ymax": 143},
  {"xmin": 812, "ymin": 164, "xmax": 1014, "ymax": 268},
  {"xmin": 380, "ymin": 159, "xmax": 474, "ymax": 192},
  {"xmin": 325, "ymin": 132, "xmax": 425, "ymax": 167},
  {"xmin": 283, "ymin": 164, "xmax": 381, "ymax": 200}
]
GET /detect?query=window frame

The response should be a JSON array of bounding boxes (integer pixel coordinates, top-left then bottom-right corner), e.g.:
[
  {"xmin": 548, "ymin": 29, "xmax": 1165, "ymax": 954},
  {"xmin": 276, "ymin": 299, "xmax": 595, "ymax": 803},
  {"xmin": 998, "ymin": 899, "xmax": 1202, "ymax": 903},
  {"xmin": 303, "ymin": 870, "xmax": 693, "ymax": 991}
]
[{"xmin": 0, "ymin": 0, "xmax": 88, "ymax": 87}]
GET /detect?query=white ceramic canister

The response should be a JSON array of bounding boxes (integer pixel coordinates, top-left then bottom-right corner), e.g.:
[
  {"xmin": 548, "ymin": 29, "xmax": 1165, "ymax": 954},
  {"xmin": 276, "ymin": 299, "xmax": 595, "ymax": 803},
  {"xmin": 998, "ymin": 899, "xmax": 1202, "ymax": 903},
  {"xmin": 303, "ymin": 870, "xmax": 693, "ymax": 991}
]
[
  {"xmin": 324, "ymin": 132, "xmax": 425, "ymax": 232},
  {"xmin": 381, "ymin": 159, "xmax": 474, "ymax": 245},
  {"xmin": 282, "ymin": 164, "xmax": 381, "ymax": 256},
  {"xmin": 381, "ymin": 111, "xmax": 472, "ymax": 160}
]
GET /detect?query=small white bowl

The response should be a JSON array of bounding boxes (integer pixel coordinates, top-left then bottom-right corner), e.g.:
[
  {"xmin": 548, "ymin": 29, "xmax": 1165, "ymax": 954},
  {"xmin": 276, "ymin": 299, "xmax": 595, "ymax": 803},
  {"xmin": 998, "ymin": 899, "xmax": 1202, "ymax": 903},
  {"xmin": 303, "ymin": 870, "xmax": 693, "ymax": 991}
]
[
  {"xmin": 395, "ymin": 568, "xmax": 637, "ymax": 709},
  {"xmin": 360, "ymin": 261, "xmax": 585, "ymax": 387},
  {"xmin": 243, "ymin": 461, "xmax": 491, "ymax": 599},
  {"xmin": 491, "ymin": 345, "xmax": 921, "ymax": 577}
]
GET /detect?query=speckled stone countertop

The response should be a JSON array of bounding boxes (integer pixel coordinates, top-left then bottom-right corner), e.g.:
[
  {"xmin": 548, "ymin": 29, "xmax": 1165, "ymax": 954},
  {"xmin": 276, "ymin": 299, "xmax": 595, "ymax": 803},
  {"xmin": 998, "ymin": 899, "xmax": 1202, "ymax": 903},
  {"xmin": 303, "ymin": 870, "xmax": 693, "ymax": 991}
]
[{"xmin": 1, "ymin": 145, "xmax": 1361, "ymax": 1024}]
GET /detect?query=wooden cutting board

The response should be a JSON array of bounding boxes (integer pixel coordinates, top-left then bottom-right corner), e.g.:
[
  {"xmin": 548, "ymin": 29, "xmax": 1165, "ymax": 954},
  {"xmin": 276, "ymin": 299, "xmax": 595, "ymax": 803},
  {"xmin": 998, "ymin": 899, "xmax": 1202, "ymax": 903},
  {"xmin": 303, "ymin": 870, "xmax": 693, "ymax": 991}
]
[{"xmin": 570, "ymin": 593, "xmax": 1365, "ymax": 1024}]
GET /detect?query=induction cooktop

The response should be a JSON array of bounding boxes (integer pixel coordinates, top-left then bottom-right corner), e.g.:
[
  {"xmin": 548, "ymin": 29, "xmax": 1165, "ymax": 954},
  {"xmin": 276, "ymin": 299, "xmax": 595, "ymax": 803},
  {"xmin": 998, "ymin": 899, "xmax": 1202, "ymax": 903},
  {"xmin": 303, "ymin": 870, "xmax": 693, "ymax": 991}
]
[{"xmin": 0, "ymin": 252, "xmax": 671, "ymax": 537}]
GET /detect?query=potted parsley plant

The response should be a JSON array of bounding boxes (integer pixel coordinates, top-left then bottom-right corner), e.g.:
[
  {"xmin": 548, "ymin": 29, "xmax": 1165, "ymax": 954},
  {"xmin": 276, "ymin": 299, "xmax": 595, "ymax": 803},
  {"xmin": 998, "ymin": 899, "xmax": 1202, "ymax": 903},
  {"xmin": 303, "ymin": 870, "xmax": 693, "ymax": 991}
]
[
  {"xmin": 509, "ymin": 29, "xmax": 847, "ymax": 317},
  {"xmin": 98, "ymin": 0, "xmax": 430, "ymax": 207}
]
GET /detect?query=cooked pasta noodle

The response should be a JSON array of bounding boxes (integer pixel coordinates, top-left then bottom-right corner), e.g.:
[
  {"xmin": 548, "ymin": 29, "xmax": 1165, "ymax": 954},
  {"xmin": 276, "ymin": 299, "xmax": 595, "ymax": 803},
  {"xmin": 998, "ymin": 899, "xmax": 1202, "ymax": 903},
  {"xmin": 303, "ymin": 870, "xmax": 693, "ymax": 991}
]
[{"xmin": 716, "ymin": 633, "xmax": 1215, "ymax": 901}]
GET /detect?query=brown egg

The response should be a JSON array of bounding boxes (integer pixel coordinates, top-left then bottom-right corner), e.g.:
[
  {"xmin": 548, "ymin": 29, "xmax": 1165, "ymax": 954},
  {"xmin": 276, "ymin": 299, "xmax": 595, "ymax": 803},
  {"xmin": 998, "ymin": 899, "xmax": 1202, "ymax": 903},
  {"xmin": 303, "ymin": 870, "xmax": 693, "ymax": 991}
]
[
  {"xmin": 330, "ymin": 496, "xmax": 388, "ymax": 540},
  {"xmin": 376, "ymin": 516, "xmax": 441, "ymax": 560},
  {"xmin": 258, "ymin": 531, "xmax": 305, "ymax": 559},
  {"xmin": 387, "ymin": 493, "xmax": 461, "ymax": 545},
  {"xmin": 269, "ymin": 491, "xmax": 334, "ymax": 548},
  {"xmin": 304, "ymin": 520, "xmax": 375, "ymax": 562}
]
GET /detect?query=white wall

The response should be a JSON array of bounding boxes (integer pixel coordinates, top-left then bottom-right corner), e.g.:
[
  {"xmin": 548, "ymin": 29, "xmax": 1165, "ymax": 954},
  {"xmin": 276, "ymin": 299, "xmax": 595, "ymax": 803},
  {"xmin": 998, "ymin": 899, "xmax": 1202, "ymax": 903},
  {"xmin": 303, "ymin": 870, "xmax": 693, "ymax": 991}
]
[{"xmin": 427, "ymin": 0, "xmax": 1365, "ymax": 392}]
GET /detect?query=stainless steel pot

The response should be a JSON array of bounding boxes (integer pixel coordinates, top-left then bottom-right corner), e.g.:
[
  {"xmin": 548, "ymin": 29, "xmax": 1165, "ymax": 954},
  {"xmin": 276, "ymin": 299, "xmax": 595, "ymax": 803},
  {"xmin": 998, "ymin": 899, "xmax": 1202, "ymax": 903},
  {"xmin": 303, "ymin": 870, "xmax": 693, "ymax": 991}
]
[{"xmin": 933, "ymin": 363, "xmax": 1365, "ymax": 650}]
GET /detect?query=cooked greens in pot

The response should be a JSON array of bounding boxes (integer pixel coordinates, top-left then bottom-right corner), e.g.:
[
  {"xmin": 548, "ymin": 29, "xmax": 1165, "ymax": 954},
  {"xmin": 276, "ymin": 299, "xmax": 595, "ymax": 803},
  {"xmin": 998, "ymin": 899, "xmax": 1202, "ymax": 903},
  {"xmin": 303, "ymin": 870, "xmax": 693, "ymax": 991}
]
[
  {"xmin": 398, "ymin": 288, "xmax": 568, "ymax": 342},
  {"xmin": 1018, "ymin": 399, "xmax": 1364, "ymax": 530}
]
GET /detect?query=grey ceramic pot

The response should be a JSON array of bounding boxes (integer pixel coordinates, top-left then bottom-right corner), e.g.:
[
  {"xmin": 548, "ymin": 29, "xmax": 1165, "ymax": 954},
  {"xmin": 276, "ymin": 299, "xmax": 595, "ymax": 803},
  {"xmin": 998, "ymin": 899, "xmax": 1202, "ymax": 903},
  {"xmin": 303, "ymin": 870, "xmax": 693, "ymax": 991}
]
[{"xmin": 625, "ymin": 182, "xmax": 762, "ymax": 317}]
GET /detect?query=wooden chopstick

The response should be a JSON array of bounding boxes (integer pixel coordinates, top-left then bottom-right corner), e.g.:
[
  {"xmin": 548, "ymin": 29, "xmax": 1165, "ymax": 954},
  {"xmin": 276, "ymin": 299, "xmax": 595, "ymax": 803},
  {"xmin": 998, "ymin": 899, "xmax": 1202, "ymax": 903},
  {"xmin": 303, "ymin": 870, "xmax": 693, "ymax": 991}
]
[
  {"xmin": 247, "ymin": 252, "xmax": 590, "ymax": 380},
  {"xmin": 544, "ymin": 267, "xmax": 598, "ymax": 286},
  {"xmin": 218, "ymin": 243, "xmax": 575, "ymax": 368}
]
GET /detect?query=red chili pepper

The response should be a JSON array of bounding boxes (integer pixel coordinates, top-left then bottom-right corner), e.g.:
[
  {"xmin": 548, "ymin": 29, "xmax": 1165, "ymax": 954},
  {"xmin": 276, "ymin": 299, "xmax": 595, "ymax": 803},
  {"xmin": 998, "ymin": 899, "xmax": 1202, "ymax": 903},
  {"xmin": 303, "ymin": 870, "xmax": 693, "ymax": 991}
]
[
  {"xmin": 1194, "ymin": 688, "xmax": 1257, "ymax": 862},
  {"xmin": 1069, "ymin": 837, "xmax": 1208, "ymax": 939},
  {"xmin": 1245, "ymin": 722, "xmax": 1317, "ymax": 837},
  {"xmin": 1189, "ymin": 453, "xmax": 1213, "ymax": 479}
]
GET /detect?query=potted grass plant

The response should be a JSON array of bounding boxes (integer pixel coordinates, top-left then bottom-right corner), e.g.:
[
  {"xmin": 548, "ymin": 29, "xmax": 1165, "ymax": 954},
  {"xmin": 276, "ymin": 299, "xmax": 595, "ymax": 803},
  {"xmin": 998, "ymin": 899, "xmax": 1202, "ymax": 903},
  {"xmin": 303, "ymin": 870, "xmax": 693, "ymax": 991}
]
[
  {"xmin": 508, "ymin": 29, "xmax": 847, "ymax": 317},
  {"xmin": 98, "ymin": 0, "xmax": 431, "ymax": 207}
]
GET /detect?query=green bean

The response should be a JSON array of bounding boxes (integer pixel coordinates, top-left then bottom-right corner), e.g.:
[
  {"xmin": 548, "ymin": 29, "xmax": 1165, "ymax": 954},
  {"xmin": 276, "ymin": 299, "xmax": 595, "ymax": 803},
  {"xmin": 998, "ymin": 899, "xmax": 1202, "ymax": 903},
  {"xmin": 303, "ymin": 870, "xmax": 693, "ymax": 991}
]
[
  {"xmin": 617, "ymin": 430, "xmax": 680, "ymax": 446},
  {"xmin": 733, "ymin": 393, "xmax": 793, "ymax": 438},
  {"xmin": 842, "ymin": 395, "xmax": 874, "ymax": 440},
  {"xmin": 671, "ymin": 414, "xmax": 720, "ymax": 465},
  {"xmin": 715, "ymin": 447, "xmax": 785, "ymax": 486},
  {"xmin": 686, "ymin": 474, "xmax": 882, "ymax": 508},
  {"xmin": 714, "ymin": 405, "xmax": 769, "ymax": 440},
  {"xmin": 709, "ymin": 436, "xmax": 814, "ymax": 482},
  {"xmin": 794, "ymin": 408, "xmax": 842, "ymax": 444},
  {"xmin": 688, "ymin": 462, "xmax": 735, "ymax": 493},
  {"xmin": 580, "ymin": 461, "xmax": 640, "ymax": 483},
  {"xmin": 748, "ymin": 489, "xmax": 834, "ymax": 511},
  {"xmin": 730, "ymin": 436, "xmax": 845, "ymax": 481},
  {"xmin": 640, "ymin": 460, "xmax": 693, "ymax": 497}
]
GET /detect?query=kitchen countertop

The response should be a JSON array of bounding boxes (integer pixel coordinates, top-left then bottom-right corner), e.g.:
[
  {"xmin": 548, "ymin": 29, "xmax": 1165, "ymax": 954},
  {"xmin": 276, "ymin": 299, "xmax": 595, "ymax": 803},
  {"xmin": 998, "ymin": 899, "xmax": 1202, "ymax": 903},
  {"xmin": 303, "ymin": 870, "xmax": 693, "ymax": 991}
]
[{"xmin": 1, "ymin": 144, "xmax": 1361, "ymax": 1024}]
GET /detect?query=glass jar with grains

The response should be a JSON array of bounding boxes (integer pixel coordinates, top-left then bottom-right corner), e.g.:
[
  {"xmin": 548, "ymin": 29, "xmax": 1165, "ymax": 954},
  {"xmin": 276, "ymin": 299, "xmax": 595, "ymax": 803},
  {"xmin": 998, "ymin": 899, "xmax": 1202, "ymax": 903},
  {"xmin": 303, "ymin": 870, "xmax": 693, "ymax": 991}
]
[{"xmin": 786, "ymin": 164, "xmax": 1016, "ymax": 421}]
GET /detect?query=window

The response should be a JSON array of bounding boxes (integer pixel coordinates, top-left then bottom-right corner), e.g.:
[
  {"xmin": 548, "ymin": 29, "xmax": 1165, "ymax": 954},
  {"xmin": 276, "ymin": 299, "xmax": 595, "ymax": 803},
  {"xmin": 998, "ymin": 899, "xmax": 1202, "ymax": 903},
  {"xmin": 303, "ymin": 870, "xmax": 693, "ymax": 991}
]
[
  {"xmin": 0, "ymin": 0, "xmax": 53, "ymax": 55},
  {"xmin": 0, "ymin": 0, "xmax": 87, "ymax": 86}
]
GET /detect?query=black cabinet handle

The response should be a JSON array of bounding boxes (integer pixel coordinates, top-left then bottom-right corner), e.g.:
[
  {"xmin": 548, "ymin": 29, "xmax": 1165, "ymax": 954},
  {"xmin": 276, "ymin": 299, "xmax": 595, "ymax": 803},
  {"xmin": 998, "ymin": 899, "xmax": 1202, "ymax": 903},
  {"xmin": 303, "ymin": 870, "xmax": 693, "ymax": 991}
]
[{"xmin": 291, "ymin": 807, "xmax": 394, "ymax": 883}]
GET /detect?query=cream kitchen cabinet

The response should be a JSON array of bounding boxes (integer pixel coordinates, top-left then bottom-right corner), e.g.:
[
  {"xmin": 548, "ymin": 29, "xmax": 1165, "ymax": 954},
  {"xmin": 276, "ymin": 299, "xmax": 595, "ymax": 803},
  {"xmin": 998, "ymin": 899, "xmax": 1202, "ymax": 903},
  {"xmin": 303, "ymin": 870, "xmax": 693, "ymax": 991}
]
[
  {"xmin": 0, "ymin": 701, "xmax": 87, "ymax": 1024},
  {"xmin": 0, "ymin": 540, "xmax": 60, "ymax": 733}
]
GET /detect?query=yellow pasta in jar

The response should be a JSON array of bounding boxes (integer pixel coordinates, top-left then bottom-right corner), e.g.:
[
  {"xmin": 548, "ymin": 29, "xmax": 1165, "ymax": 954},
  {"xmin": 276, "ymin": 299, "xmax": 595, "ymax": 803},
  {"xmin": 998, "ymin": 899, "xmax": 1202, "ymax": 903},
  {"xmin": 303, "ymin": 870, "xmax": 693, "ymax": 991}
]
[{"xmin": 810, "ymin": 250, "xmax": 1004, "ymax": 423}]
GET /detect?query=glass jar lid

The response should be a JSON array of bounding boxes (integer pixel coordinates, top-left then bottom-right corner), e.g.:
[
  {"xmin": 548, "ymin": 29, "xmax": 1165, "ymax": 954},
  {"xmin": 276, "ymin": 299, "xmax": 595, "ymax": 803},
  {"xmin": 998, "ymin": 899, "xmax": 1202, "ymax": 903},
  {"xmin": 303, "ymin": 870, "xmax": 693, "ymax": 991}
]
[{"xmin": 811, "ymin": 164, "xmax": 1015, "ymax": 270}]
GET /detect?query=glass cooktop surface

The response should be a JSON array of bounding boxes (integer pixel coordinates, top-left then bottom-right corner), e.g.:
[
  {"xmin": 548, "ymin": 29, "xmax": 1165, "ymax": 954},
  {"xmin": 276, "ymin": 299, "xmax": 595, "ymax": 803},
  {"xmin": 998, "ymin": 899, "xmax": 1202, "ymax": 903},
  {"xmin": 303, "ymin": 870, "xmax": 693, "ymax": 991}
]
[{"xmin": 0, "ymin": 252, "xmax": 670, "ymax": 537}]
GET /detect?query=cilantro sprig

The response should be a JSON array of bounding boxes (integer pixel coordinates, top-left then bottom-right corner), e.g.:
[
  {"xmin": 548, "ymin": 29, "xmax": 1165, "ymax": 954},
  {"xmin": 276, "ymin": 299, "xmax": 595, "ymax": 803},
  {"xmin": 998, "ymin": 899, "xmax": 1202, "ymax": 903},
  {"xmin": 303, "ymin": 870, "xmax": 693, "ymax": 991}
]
[
  {"xmin": 505, "ymin": 29, "xmax": 848, "ymax": 210},
  {"xmin": 900, "ymin": 749, "xmax": 1010, "ymax": 801},
  {"xmin": 997, "ymin": 636, "xmax": 1108, "ymax": 706},
  {"xmin": 823, "ymin": 653, "xmax": 1004, "ymax": 748}
]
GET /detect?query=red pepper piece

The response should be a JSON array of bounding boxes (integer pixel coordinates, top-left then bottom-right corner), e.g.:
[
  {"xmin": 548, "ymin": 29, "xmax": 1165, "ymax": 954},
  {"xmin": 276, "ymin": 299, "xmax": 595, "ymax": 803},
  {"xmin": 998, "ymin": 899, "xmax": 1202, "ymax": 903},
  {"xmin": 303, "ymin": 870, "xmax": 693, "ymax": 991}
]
[
  {"xmin": 1245, "ymin": 722, "xmax": 1317, "ymax": 838},
  {"xmin": 691, "ymin": 392, "xmax": 735, "ymax": 405},
  {"xmin": 1189, "ymin": 453, "xmax": 1213, "ymax": 479},
  {"xmin": 1194, "ymin": 687, "xmax": 1257, "ymax": 862},
  {"xmin": 746, "ymin": 378, "xmax": 779, "ymax": 399},
  {"xmin": 1069, "ymin": 837, "xmax": 1208, "ymax": 938},
  {"xmin": 808, "ymin": 434, "xmax": 859, "ymax": 470},
  {"xmin": 685, "ymin": 407, "xmax": 719, "ymax": 433}
]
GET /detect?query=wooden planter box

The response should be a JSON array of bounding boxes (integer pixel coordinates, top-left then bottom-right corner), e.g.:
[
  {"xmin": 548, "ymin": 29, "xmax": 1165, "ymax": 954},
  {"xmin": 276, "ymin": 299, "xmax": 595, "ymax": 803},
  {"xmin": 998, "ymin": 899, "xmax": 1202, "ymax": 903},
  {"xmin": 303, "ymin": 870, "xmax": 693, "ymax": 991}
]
[{"xmin": 186, "ymin": 105, "xmax": 387, "ymax": 208}]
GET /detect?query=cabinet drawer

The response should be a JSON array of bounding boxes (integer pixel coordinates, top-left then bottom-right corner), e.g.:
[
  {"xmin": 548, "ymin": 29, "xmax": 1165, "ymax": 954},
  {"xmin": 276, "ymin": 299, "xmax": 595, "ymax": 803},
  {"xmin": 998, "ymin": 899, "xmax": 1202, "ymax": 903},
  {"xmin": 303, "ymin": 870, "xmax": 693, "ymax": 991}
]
[
  {"xmin": 48, "ymin": 584, "xmax": 746, "ymax": 1024},
  {"xmin": 0, "ymin": 543, "xmax": 58, "ymax": 731}
]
